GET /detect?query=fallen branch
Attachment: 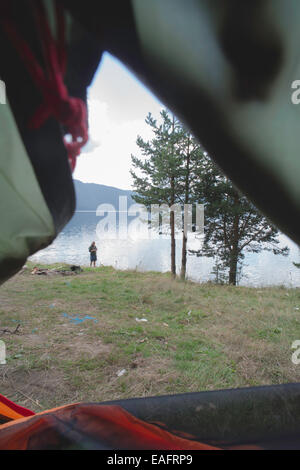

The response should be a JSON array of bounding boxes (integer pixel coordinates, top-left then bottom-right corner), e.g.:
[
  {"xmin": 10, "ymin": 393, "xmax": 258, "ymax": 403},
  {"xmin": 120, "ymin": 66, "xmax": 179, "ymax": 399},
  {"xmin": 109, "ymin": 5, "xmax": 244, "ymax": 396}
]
[
  {"xmin": 0, "ymin": 324, "xmax": 21, "ymax": 335},
  {"xmin": 31, "ymin": 266, "xmax": 81, "ymax": 276}
]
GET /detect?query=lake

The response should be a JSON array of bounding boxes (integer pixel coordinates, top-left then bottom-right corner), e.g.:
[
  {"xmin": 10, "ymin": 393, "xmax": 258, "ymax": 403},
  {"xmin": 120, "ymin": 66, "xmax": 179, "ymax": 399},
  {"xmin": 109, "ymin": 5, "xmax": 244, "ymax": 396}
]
[{"xmin": 29, "ymin": 211, "xmax": 300, "ymax": 288}]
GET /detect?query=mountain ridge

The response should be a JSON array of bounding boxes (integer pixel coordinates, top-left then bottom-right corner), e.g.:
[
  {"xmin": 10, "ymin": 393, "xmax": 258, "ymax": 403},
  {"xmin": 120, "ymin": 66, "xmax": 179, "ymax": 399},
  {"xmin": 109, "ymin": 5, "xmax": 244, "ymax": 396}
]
[{"xmin": 74, "ymin": 179, "xmax": 134, "ymax": 211}]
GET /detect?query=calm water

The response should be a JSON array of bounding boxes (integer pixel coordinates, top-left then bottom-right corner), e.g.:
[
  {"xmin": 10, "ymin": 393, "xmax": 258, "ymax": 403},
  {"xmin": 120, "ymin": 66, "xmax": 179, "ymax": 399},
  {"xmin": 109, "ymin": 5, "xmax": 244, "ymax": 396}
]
[{"xmin": 30, "ymin": 211, "xmax": 300, "ymax": 287}]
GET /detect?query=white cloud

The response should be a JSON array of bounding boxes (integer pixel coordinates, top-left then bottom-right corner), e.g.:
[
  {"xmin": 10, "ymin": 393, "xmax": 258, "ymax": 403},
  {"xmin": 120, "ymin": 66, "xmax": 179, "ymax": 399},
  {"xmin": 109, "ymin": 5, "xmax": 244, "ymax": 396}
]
[
  {"xmin": 74, "ymin": 99, "xmax": 158, "ymax": 189},
  {"xmin": 73, "ymin": 53, "xmax": 163, "ymax": 190}
]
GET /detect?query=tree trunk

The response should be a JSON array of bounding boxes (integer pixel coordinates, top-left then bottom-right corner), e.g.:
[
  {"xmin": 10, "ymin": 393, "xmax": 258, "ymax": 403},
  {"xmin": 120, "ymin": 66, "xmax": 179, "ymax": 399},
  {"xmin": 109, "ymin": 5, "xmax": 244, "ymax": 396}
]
[
  {"xmin": 180, "ymin": 135, "xmax": 191, "ymax": 281},
  {"xmin": 170, "ymin": 208, "xmax": 176, "ymax": 278},
  {"xmin": 229, "ymin": 195, "xmax": 240, "ymax": 285},
  {"xmin": 180, "ymin": 232, "xmax": 187, "ymax": 280},
  {"xmin": 229, "ymin": 250, "xmax": 238, "ymax": 285},
  {"xmin": 180, "ymin": 199, "xmax": 189, "ymax": 280},
  {"xmin": 170, "ymin": 174, "xmax": 176, "ymax": 278}
]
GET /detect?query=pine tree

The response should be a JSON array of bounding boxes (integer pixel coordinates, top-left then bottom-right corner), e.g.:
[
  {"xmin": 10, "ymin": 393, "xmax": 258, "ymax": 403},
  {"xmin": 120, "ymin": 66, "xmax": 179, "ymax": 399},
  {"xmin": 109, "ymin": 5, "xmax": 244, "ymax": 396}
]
[
  {"xmin": 130, "ymin": 110, "xmax": 183, "ymax": 277},
  {"xmin": 190, "ymin": 157, "xmax": 290, "ymax": 285},
  {"xmin": 130, "ymin": 110, "xmax": 206, "ymax": 279}
]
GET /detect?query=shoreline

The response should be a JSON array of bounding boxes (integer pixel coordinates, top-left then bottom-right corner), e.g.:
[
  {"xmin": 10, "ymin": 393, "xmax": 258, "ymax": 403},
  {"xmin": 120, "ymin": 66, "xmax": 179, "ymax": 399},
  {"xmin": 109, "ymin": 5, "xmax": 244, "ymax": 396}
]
[{"xmin": 26, "ymin": 260, "xmax": 300, "ymax": 289}]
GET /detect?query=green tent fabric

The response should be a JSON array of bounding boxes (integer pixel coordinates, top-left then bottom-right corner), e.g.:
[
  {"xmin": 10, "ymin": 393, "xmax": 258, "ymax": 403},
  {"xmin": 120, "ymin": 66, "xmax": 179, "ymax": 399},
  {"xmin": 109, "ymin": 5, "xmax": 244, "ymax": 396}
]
[
  {"xmin": 0, "ymin": 102, "xmax": 55, "ymax": 283},
  {"xmin": 0, "ymin": 0, "xmax": 100, "ymax": 284}
]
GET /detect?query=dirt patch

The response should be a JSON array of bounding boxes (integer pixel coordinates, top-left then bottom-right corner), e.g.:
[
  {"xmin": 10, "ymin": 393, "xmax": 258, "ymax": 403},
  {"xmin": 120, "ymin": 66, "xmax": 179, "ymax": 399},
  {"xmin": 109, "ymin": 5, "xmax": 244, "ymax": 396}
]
[
  {"xmin": 22, "ymin": 333, "xmax": 48, "ymax": 346},
  {"xmin": 57, "ymin": 336, "xmax": 112, "ymax": 360},
  {"xmin": 2, "ymin": 368, "xmax": 69, "ymax": 411}
]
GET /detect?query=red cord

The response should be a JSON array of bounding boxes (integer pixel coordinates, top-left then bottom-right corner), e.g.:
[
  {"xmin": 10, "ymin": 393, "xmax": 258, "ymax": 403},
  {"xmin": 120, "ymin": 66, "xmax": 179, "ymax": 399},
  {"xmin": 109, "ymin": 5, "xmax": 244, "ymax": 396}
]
[{"xmin": 0, "ymin": 0, "xmax": 88, "ymax": 171}]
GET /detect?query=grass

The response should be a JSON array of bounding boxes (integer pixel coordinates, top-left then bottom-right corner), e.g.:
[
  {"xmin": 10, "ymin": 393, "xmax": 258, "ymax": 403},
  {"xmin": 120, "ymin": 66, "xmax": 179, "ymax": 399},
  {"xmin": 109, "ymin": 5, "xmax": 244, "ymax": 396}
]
[{"xmin": 0, "ymin": 261, "xmax": 299, "ymax": 412}]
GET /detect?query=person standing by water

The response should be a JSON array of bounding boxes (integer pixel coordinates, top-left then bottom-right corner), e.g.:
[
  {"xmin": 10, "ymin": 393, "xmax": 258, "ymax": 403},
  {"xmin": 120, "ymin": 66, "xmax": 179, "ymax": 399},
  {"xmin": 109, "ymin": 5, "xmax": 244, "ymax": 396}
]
[{"xmin": 89, "ymin": 241, "xmax": 97, "ymax": 267}]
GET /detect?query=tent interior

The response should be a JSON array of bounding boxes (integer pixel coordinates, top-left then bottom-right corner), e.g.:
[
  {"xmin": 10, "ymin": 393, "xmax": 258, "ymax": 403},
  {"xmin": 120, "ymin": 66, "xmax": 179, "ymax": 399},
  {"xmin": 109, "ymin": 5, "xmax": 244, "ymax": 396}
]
[{"xmin": 0, "ymin": 0, "xmax": 299, "ymax": 450}]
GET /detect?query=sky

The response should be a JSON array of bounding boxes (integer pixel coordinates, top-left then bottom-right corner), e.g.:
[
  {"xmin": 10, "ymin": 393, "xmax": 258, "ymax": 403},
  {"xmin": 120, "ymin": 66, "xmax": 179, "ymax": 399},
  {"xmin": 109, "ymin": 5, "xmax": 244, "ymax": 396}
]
[{"xmin": 73, "ymin": 52, "xmax": 164, "ymax": 191}]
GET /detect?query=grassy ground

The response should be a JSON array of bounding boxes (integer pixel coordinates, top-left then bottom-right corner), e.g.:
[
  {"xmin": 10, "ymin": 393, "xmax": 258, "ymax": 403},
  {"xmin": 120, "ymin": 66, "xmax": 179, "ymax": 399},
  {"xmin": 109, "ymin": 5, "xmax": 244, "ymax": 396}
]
[{"xmin": 0, "ymin": 261, "xmax": 299, "ymax": 412}]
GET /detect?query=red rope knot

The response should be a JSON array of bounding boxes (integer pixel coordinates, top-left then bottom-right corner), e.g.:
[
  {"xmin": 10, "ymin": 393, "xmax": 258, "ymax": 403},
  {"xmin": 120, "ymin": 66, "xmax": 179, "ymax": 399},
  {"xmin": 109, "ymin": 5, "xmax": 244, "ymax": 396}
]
[
  {"xmin": 0, "ymin": 0, "xmax": 88, "ymax": 172},
  {"xmin": 63, "ymin": 97, "xmax": 88, "ymax": 170},
  {"xmin": 28, "ymin": 80, "xmax": 88, "ymax": 171}
]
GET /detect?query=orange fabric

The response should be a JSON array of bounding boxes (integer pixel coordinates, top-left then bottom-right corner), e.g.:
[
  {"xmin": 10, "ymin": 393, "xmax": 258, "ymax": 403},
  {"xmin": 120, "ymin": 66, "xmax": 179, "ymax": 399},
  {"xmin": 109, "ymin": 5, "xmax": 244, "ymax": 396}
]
[
  {"xmin": 0, "ymin": 401, "xmax": 25, "ymax": 421},
  {"xmin": 0, "ymin": 402, "xmax": 78, "ymax": 431},
  {"xmin": 0, "ymin": 394, "xmax": 35, "ymax": 422},
  {"xmin": 0, "ymin": 403, "xmax": 220, "ymax": 450}
]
